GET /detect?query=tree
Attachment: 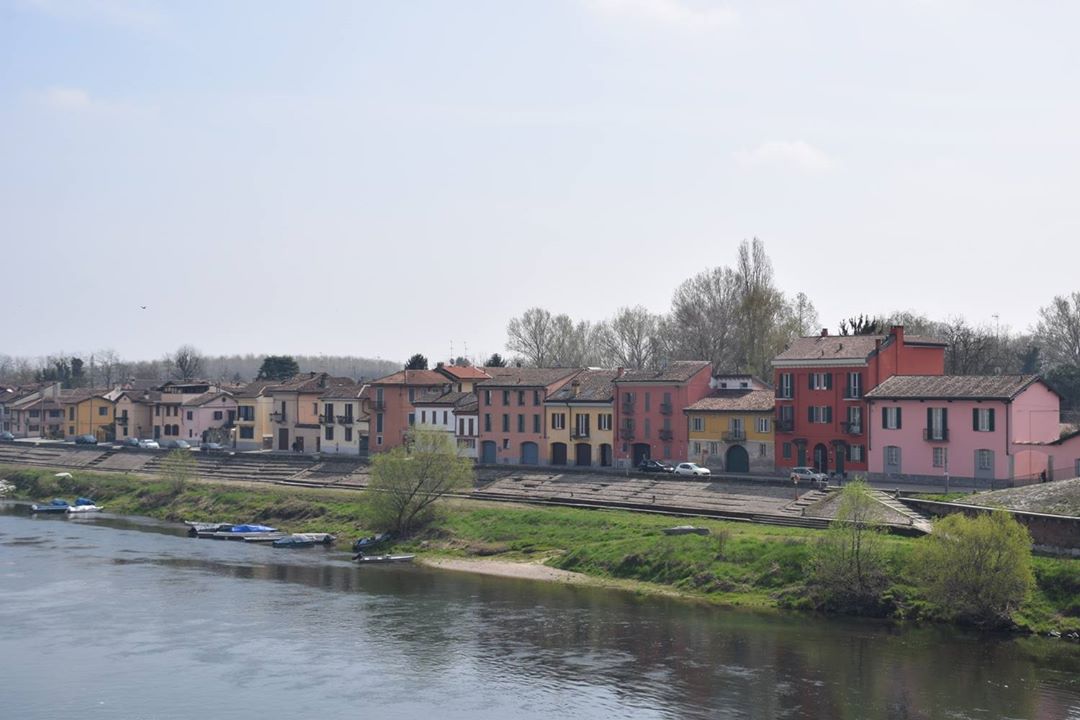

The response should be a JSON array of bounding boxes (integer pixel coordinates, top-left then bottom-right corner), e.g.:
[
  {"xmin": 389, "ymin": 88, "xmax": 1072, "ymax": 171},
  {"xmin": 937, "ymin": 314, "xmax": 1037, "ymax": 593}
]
[
  {"xmin": 485, "ymin": 353, "xmax": 507, "ymax": 367},
  {"xmin": 506, "ymin": 307, "xmax": 555, "ymax": 366},
  {"xmin": 364, "ymin": 426, "xmax": 473, "ymax": 534},
  {"xmin": 170, "ymin": 345, "xmax": 204, "ymax": 381},
  {"xmin": 1035, "ymin": 292, "xmax": 1080, "ymax": 369},
  {"xmin": 913, "ymin": 510, "xmax": 1034, "ymax": 627},
  {"xmin": 596, "ymin": 306, "xmax": 663, "ymax": 369},
  {"xmin": 161, "ymin": 448, "xmax": 196, "ymax": 495},
  {"xmin": 404, "ymin": 353, "xmax": 429, "ymax": 370},
  {"xmin": 937, "ymin": 317, "xmax": 997, "ymax": 375},
  {"xmin": 838, "ymin": 314, "xmax": 884, "ymax": 336},
  {"xmin": 785, "ymin": 292, "xmax": 820, "ymax": 337},
  {"xmin": 256, "ymin": 355, "xmax": 300, "ymax": 381},
  {"xmin": 668, "ymin": 266, "xmax": 741, "ymax": 369},
  {"xmin": 810, "ymin": 480, "xmax": 890, "ymax": 614},
  {"xmin": 1046, "ymin": 364, "xmax": 1080, "ymax": 413},
  {"xmin": 734, "ymin": 238, "xmax": 789, "ymax": 377}
]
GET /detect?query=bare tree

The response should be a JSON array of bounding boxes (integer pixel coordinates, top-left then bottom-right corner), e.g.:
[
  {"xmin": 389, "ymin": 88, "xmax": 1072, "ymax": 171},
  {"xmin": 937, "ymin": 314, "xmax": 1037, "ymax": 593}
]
[
  {"xmin": 668, "ymin": 266, "xmax": 741, "ymax": 369},
  {"xmin": 506, "ymin": 307, "xmax": 556, "ymax": 367},
  {"xmin": 937, "ymin": 317, "xmax": 996, "ymax": 375},
  {"xmin": 786, "ymin": 292, "xmax": 820, "ymax": 337},
  {"xmin": 1035, "ymin": 292, "xmax": 1080, "ymax": 369},
  {"xmin": 596, "ymin": 306, "xmax": 662, "ymax": 369},
  {"xmin": 170, "ymin": 345, "xmax": 204, "ymax": 381},
  {"xmin": 735, "ymin": 238, "xmax": 788, "ymax": 377}
]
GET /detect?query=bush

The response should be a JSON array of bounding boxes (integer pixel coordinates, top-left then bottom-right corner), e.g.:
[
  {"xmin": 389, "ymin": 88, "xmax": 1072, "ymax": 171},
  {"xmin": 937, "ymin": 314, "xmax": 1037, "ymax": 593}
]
[{"xmin": 913, "ymin": 510, "xmax": 1035, "ymax": 627}]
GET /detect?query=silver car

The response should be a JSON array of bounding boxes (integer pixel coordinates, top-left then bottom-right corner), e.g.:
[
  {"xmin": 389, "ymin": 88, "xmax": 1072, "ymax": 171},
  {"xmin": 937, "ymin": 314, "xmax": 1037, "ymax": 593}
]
[
  {"xmin": 673, "ymin": 462, "xmax": 711, "ymax": 477},
  {"xmin": 790, "ymin": 466, "xmax": 828, "ymax": 485},
  {"xmin": 137, "ymin": 439, "xmax": 161, "ymax": 450}
]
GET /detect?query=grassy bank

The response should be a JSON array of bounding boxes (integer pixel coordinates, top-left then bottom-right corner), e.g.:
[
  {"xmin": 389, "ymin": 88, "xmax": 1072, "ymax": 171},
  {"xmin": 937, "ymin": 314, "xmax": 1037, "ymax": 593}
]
[{"xmin": 4, "ymin": 464, "xmax": 1080, "ymax": 635}]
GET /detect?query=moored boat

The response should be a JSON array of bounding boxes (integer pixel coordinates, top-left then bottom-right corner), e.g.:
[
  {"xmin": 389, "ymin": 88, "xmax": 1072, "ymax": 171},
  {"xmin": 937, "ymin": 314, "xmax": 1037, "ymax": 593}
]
[
  {"xmin": 353, "ymin": 532, "xmax": 392, "ymax": 553},
  {"xmin": 67, "ymin": 497, "xmax": 103, "ymax": 513},
  {"xmin": 195, "ymin": 523, "xmax": 279, "ymax": 540},
  {"xmin": 272, "ymin": 535, "xmax": 317, "ymax": 548},
  {"xmin": 30, "ymin": 499, "xmax": 70, "ymax": 514},
  {"xmin": 352, "ymin": 552, "xmax": 415, "ymax": 564},
  {"xmin": 663, "ymin": 525, "xmax": 711, "ymax": 536}
]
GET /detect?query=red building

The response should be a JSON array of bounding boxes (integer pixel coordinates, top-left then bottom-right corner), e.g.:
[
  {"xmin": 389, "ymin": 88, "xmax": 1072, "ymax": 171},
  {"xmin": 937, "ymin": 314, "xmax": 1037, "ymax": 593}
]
[
  {"xmin": 613, "ymin": 361, "xmax": 713, "ymax": 467},
  {"xmin": 369, "ymin": 369, "xmax": 452, "ymax": 452},
  {"xmin": 475, "ymin": 367, "xmax": 581, "ymax": 465},
  {"xmin": 772, "ymin": 326, "xmax": 946, "ymax": 476}
]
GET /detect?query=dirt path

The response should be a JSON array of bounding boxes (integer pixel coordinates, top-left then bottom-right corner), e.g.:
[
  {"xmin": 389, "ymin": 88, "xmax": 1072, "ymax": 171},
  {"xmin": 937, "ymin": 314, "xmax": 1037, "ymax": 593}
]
[{"xmin": 419, "ymin": 557, "xmax": 589, "ymax": 584}]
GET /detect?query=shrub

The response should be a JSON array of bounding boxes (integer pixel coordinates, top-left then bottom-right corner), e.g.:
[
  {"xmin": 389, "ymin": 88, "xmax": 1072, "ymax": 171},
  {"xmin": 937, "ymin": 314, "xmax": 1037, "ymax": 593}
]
[{"xmin": 913, "ymin": 510, "xmax": 1035, "ymax": 627}]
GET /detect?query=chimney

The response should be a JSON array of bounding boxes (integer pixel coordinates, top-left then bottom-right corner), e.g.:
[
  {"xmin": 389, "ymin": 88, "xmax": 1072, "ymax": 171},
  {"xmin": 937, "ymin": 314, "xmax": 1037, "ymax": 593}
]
[
  {"xmin": 820, "ymin": 328, "xmax": 829, "ymax": 337},
  {"xmin": 615, "ymin": 367, "xmax": 625, "ymax": 379},
  {"xmin": 890, "ymin": 325, "xmax": 905, "ymax": 346},
  {"xmin": 571, "ymin": 379, "xmax": 580, "ymax": 398}
]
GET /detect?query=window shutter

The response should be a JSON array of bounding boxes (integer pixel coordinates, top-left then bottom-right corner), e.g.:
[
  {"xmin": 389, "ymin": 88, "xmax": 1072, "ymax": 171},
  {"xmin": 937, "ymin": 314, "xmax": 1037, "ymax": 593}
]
[
  {"xmin": 882, "ymin": 407, "xmax": 887, "ymax": 428},
  {"xmin": 973, "ymin": 408, "xmax": 979, "ymax": 431},
  {"xmin": 808, "ymin": 406, "xmax": 814, "ymax": 423},
  {"xmin": 825, "ymin": 373, "xmax": 833, "ymax": 390},
  {"xmin": 926, "ymin": 407, "xmax": 932, "ymax": 433},
  {"xmin": 825, "ymin": 406, "xmax": 833, "ymax": 423},
  {"xmin": 897, "ymin": 408, "xmax": 902, "ymax": 429},
  {"xmin": 942, "ymin": 408, "xmax": 948, "ymax": 431},
  {"xmin": 989, "ymin": 409, "xmax": 995, "ymax": 431},
  {"xmin": 809, "ymin": 374, "xmax": 814, "ymax": 390}
]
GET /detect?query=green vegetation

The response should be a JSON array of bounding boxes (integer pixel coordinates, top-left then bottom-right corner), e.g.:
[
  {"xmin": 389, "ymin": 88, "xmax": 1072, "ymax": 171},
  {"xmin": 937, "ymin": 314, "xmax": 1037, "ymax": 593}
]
[
  {"xmin": 160, "ymin": 449, "xmax": 196, "ymax": 495},
  {"xmin": 3, "ymin": 464, "xmax": 1079, "ymax": 635}
]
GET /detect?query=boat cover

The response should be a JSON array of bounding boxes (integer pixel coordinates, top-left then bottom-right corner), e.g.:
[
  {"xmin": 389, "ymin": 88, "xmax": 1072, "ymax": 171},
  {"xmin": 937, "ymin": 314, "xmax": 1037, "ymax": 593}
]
[
  {"xmin": 75, "ymin": 497, "xmax": 96, "ymax": 506},
  {"xmin": 229, "ymin": 524, "xmax": 277, "ymax": 533}
]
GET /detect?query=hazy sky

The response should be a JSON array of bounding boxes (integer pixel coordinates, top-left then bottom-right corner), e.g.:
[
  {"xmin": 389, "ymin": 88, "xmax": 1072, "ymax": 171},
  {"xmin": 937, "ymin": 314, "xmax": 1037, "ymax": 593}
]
[{"xmin": 3, "ymin": 0, "xmax": 1078, "ymax": 365}]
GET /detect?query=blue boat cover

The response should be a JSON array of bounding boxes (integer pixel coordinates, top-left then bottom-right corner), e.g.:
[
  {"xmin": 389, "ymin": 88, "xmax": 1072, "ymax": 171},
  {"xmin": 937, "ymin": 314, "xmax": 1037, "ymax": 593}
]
[
  {"xmin": 229, "ymin": 524, "xmax": 277, "ymax": 533},
  {"xmin": 75, "ymin": 497, "xmax": 96, "ymax": 506},
  {"xmin": 50, "ymin": 499, "xmax": 70, "ymax": 506}
]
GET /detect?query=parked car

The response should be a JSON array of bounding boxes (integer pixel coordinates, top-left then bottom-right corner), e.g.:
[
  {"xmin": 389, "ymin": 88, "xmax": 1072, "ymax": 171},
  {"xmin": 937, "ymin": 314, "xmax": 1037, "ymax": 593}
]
[
  {"xmin": 638, "ymin": 459, "xmax": 674, "ymax": 473},
  {"xmin": 163, "ymin": 440, "xmax": 191, "ymax": 450},
  {"xmin": 73, "ymin": 434, "xmax": 98, "ymax": 445},
  {"xmin": 120, "ymin": 437, "xmax": 140, "ymax": 448},
  {"xmin": 199, "ymin": 442, "xmax": 226, "ymax": 454},
  {"xmin": 673, "ymin": 462, "xmax": 711, "ymax": 477},
  {"xmin": 137, "ymin": 439, "xmax": 161, "ymax": 450},
  {"xmin": 0, "ymin": 431, "xmax": 15, "ymax": 442},
  {"xmin": 790, "ymin": 466, "xmax": 828, "ymax": 487}
]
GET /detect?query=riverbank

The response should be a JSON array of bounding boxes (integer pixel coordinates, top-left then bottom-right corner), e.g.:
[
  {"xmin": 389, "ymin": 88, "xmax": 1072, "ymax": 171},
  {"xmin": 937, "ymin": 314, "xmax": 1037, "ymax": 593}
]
[{"xmin": 4, "ymin": 464, "xmax": 1080, "ymax": 635}]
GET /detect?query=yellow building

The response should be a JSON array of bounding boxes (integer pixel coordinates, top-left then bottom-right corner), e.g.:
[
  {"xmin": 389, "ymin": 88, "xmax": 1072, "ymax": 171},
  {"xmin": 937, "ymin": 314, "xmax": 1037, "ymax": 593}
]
[
  {"xmin": 544, "ymin": 369, "xmax": 616, "ymax": 468},
  {"xmin": 60, "ymin": 389, "xmax": 116, "ymax": 441},
  {"xmin": 233, "ymin": 380, "xmax": 276, "ymax": 451},
  {"xmin": 685, "ymin": 389, "xmax": 775, "ymax": 473}
]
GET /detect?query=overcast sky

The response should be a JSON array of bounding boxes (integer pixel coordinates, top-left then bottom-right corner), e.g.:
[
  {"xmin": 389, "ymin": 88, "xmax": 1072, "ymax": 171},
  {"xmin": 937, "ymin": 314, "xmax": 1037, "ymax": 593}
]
[{"xmin": 3, "ymin": 0, "xmax": 1078, "ymax": 365}]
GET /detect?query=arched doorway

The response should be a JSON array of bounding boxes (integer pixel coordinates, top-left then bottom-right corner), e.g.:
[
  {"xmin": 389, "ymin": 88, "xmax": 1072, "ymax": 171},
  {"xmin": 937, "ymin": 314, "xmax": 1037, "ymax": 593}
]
[
  {"xmin": 481, "ymin": 440, "xmax": 497, "ymax": 464},
  {"xmin": 599, "ymin": 443, "xmax": 612, "ymax": 467},
  {"xmin": 575, "ymin": 443, "xmax": 591, "ymax": 467},
  {"xmin": 813, "ymin": 443, "xmax": 828, "ymax": 473},
  {"xmin": 632, "ymin": 443, "xmax": 651, "ymax": 466},
  {"xmin": 725, "ymin": 444, "xmax": 749, "ymax": 473},
  {"xmin": 548, "ymin": 442, "xmax": 565, "ymax": 466}
]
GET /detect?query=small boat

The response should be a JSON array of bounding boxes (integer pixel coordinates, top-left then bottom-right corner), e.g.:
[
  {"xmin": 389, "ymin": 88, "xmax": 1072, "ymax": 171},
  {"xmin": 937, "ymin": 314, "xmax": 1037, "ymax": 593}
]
[
  {"xmin": 353, "ymin": 532, "xmax": 392, "ymax": 553},
  {"xmin": 185, "ymin": 521, "xmax": 235, "ymax": 537},
  {"xmin": 196, "ymin": 524, "xmax": 279, "ymax": 540},
  {"xmin": 242, "ymin": 533, "xmax": 288, "ymax": 543},
  {"xmin": 352, "ymin": 553, "xmax": 415, "ymax": 564},
  {"xmin": 272, "ymin": 535, "xmax": 317, "ymax": 549},
  {"xmin": 663, "ymin": 525, "xmax": 711, "ymax": 536},
  {"xmin": 31, "ymin": 499, "xmax": 71, "ymax": 514},
  {"xmin": 67, "ymin": 497, "xmax": 103, "ymax": 514}
]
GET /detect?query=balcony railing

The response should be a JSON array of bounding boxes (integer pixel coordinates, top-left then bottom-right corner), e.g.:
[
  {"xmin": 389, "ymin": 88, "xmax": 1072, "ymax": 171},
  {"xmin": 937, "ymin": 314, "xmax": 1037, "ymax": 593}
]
[
  {"xmin": 722, "ymin": 430, "xmax": 745, "ymax": 442},
  {"xmin": 658, "ymin": 429, "xmax": 674, "ymax": 441},
  {"xmin": 659, "ymin": 402, "xmax": 672, "ymax": 415},
  {"xmin": 775, "ymin": 418, "xmax": 794, "ymax": 433},
  {"xmin": 337, "ymin": 415, "xmax": 355, "ymax": 425},
  {"xmin": 372, "ymin": 400, "xmax": 386, "ymax": 411},
  {"xmin": 270, "ymin": 412, "xmax": 285, "ymax": 423},
  {"xmin": 841, "ymin": 422, "xmax": 863, "ymax": 436},
  {"xmin": 571, "ymin": 429, "xmax": 590, "ymax": 440},
  {"xmin": 923, "ymin": 428, "xmax": 949, "ymax": 442},
  {"xmin": 620, "ymin": 427, "xmax": 635, "ymax": 440}
]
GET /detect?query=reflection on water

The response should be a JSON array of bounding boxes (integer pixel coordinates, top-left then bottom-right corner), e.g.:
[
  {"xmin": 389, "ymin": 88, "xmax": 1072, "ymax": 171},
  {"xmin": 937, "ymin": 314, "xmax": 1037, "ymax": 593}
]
[{"xmin": 1, "ymin": 503, "xmax": 1079, "ymax": 719}]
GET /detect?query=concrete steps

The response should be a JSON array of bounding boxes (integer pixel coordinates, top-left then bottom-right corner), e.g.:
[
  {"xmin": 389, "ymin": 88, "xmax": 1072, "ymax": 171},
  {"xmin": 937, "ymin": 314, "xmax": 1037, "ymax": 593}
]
[{"xmin": 871, "ymin": 490, "xmax": 934, "ymax": 533}]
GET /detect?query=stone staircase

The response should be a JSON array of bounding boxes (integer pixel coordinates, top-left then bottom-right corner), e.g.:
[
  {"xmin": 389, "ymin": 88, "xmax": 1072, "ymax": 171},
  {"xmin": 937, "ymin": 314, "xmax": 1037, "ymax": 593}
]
[{"xmin": 870, "ymin": 490, "xmax": 934, "ymax": 534}]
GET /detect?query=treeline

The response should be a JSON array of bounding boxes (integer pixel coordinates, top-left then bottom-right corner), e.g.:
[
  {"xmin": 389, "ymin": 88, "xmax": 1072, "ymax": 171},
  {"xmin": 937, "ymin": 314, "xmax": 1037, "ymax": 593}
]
[
  {"xmin": 0, "ymin": 348, "xmax": 401, "ymax": 388},
  {"xmin": 500, "ymin": 240, "xmax": 1080, "ymax": 415}
]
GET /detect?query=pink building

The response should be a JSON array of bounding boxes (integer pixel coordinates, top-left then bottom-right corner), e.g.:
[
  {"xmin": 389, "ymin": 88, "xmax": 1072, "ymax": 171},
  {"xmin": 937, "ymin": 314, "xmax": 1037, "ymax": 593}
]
[
  {"xmin": 612, "ymin": 361, "xmax": 713, "ymax": 467},
  {"xmin": 475, "ymin": 367, "xmax": 580, "ymax": 465},
  {"xmin": 866, "ymin": 375, "xmax": 1064, "ymax": 486},
  {"xmin": 369, "ymin": 370, "xmax": 453, "ymax": 452},
  {"xmin": 181, "ymin": 391, "xmax": 237, "ymax": 443}
]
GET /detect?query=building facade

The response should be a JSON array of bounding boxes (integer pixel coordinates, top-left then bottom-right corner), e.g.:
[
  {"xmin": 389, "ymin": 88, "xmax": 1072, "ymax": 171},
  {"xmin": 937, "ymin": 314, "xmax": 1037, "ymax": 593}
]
[
  {"xmin": 268, "ymin": 373, "xmax": 356, "ymax": 453},
  {"xmin": 318, "ymin": 384, "xmax": 368, "ymax": 456},
  {"xmin": 475, "ymin": 367, "xmax": 580, "ymax": 465},
  {"xmin": 686, "ymin": 389, "xmax": 775, "ymax": 473},
  {"xmin": 544, "ymin": 369, "xmax": 617, "ymax": 468},
  {"xmin": 233, "ymin": 380, "xmax": 276, "ymax": 451},
  {"xmin": 368, "ymin": 370, "xmax": 453, "ymax": 452},
  {"xmin": 613, "ymin": 361, "xmax": 713, "ymax": 467}
]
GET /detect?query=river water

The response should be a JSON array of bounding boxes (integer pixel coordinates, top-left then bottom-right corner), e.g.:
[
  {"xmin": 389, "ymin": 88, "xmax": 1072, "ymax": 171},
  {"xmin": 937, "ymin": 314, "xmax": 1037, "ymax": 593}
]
[{"xmin": 2, "ymin": 505, "xmax": 1079, "ymax": 720}]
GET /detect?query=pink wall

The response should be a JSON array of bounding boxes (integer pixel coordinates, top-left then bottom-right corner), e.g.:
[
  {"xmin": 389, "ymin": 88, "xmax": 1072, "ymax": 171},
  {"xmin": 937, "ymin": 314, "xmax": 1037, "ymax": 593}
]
[
  {"xmin": 183, "ymin": 396, "xmax": 237, "ymax": 441},
  {"xmin": 476, "ymin": 385, "xmax": 552, "ymax": 464},
  {"xmin": 614, "ymin": 366, "xmax": 713, "ymax": 464},
  {"xmin": 1010, "ymin": 381, "xmax": 1061, "ymax": 443}
]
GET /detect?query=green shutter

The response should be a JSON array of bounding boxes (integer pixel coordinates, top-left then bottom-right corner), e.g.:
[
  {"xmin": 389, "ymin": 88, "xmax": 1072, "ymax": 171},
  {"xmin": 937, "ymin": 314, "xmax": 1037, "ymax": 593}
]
[
  {"xmin": 825, "ymin": 373, "xmax": 833, "ymax": 390},
  {"xmin": 973, "ymin": 408, "xmax": 979, "ymax": 431},
  {"xmin": 989, "ymin": 409, "xmax": 995, "ymax": 431},
  {"xmin": 897, "ymin": 407, "xmax": 902, "ymax": 429},
  {"xmin": 882, "ymin": 406, "xmax": 888, "ymax": 428}
]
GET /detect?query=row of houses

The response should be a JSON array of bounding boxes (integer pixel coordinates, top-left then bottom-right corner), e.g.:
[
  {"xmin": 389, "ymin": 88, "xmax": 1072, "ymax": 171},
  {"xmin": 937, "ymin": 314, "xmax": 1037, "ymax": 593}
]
[{"xmin": 4, "ymin": 325, "xmax": 1079, "ymax": 485}]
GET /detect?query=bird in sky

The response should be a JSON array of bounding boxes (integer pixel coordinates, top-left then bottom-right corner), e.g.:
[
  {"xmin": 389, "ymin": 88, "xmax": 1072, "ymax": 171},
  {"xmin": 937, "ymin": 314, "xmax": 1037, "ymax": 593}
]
[{"xmin": 140, "ymin": 306, "xmax": 147, "ymax": 310}]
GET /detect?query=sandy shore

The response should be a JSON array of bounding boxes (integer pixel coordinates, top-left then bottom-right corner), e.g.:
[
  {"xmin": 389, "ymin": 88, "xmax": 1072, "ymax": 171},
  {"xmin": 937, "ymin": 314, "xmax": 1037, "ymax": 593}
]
[{"xmin": 419, "ymin": 557, "xmax": 589, "ymax": 584}]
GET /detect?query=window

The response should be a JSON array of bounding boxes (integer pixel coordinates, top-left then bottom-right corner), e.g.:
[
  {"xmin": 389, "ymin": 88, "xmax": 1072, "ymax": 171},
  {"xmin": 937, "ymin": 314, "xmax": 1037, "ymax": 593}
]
[
  {"xmin": 517, "ymin": 414, "xmax": 525, "ymax": 433},
  {"xmin": 782, "ymin": 442, "xmax": 792, "ymax": 459},
  {"xmin": 68, "ymin": 425, "xmax": 75, "ymax": 435},
  {"xmin": 469, "ymin": 418, "xmax": 475, "ymax": 435},
  {"xmin": 644, "ymin": 418, "xmax": 651, "ymax": 439},
  {"xmin": 502, "ymin": 390, "xmax": 510, "ymax": 406},
  {"xmin": 213, "ymin": 411, "xmax": 222, "ymax": 421},
  {"xmin": 973, "ymin": 408, "xmax": 995, "ymax": 432},
  {"xmin": 729, "ymin": 417, "xmax": 744, "ymax": 435},
  {"xmin": 779, "ymin": 373, "xmax": 793, "ymax": 399},
  {"xmin": 692, "ymin": 441, "xmax": 701, "ymax": 455},
  {"xmin": 846, "ymin": 406, "xmax": 862, "ymax": 433},
  {"xmin": 756, "ymin": 417, "xmax": 769, "ymax": 433},
  {"xmin": 533, "ymin": 390, "xmax": 540, "ymax": 406},
  {"xmin": 551, "ymin": 413, "xmax": 566, "ymax": 430},
  {"xmin": 977, "ymin": 449, "xmax": 993, "ymax": 470},
  {"xmin": 927, "ymin": 408, "xmax": 948, "ymax": 440},
  {"xmin": 598, "ymin": 414, "xmax": 612, "ymax": 431},
  {"xmin": 885, "ymin": 446, "xmax": 900, "ymax": 465},
  {"xmin": 848, "ymin": 445, "xmax": 864, "ymax": 462},
  {"xmin": 325, "ymin": 426, "xmax": 335, "ymax": 441},
  {"xmin": 759, "ymin": 443, "xmax": 767, "ymax": 457},
  {"xmin": 709, "ymin": 441, "xmax": 720, "ymax": 455},
  {"xmin": 154, "ymin": 407, "xmax": 160, "ymax": 417},
  {"xmin": 484, "ymin": 414, "xmax": 491, "ymax": 432},
  {"xmin": 810, "ymin": 373, "xmax": 832, "ymax": 390},
  {"xmin": 443, "ymin": 411, "xmax": 448, "ymax": 425},
  {"xmin": 808, "ymin": 406, "xmax": 832, "ymax": 423},
  {"xmin": 408, "ymin": 388, "xmax": 415, "ymax": 403},
  {"xmin": 662, "ymin": 445, "xmax": 671, "ymax": 459},
  {"xmin": 846, "ymin": 372, "xmax": 862, "ymax": 399},
  {"xmin": 533, "ymin": 414, "xmax": 541, "ymax": 433},
  {"xmin": 691, "ymin": 417, "xmax": 704, "ymax": 432},
  {"xmin": 518, "ymin": 390, "xmax": 525, "ymax": 406},
  {"xmin": 933, "ymin": 447, "xmax": 947, "ymax": 468},
  {"xmin": 502, "ymin": 438, "xmax": 510, "ymax": 450},
  {"xmin": 376, "ymin": 436, "xmax": 383, "ymax": 446},
  {"xmin": 345, "ymin": 427, "xmax": 353, "ymax": 441},
  {"xmin": 882, "ymin": 407, "xmax": 902, "ymax": 429},
  {"xmin": 502, "ymin": 414, "xmax": 510, "ymax": 432},
  {"xmin": 575, "ymin": 414, "xmax": 589, "ymax": 437},
  {"xmin": 420, "ymin": 410, "xmax": 427, "ymax": 424},
  {"xmin": 376, "ymin": 413, "xmax": 384, "ymax": 433},
  {"xmin": 98, "ymin": 406, "xmax": 108, "ymax": 416},
  {"xmin": 484, "ymin": 390, "xmax": 492, "ymax": 405},
  {"xmin": 30, "ymin": 410, "xmax": 40, "ymax": 418},
  {"xmin": 644, "ymin": 392, "xmax": 651, "ymax": 412},
  {"xmin": 239, "ymin": 426, "xmax": 254, "ymax": 439},
  {"xmin": 69, "ymin": 407, "xmax": 75, "ymax": 421},
  {"xmin": 408, "ymin": 413, "xmax": 415, "ymax": 426}
]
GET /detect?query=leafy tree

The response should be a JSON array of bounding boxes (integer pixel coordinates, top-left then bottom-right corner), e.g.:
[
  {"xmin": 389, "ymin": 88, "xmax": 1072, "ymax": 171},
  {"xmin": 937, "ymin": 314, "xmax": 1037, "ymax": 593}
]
[
  {"xmin": 363, "ymin": 426, "xmax": 473, "ymax": 534},
  {"xmin": 256, "ymin": 355, "xmax": 300, "ymax": 381},
  {"xmin": 913, "ymin": 510, "xmax": 1034, "ymax": 627},
  {"xmin": 169, "ymin": 345, "xmax": 204, "ymax": 381},
  {"xmin": 485, "ymin": 353, "xmax": 507, "ymax": 367},
  {"xmin": 1035, "ymin": 292, "xmax": 1080, "ymax": 368},
  {"xmin": 810, "ymin": 480, "xmax": 890, "ymax": 614},
  {"xmin": 404, "ymin": 353, "xmax": 429, "ymax": 370},
  {"xmin": 161, "ymin": 448, "xmax": 196, "ymax": 495},
  {"xmin": 838, "ymin": 314, "xmax": 884, "ymax": 336}
]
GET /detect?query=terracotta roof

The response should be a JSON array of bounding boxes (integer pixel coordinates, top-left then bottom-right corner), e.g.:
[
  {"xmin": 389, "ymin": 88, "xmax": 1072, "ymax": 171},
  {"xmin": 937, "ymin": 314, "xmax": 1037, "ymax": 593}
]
[
  {"xmin": 865, "ymin": 375, "xmax": 1043, "ymax": 400},
  {"xmin": 686, "ymin": 389, "xmax": 776, "ymax": 413},
  {"xmin": 270, "ymin": 372, "xmax": 356, "ymax": 393},
  {"xmin": 546, "ymin": 369, "xmax": 618, "ymax": 403},
  {"xmin": 116, "ymin": 390, "xmax": 160, "ymax": 404},
  {"xmin": 370, "ymin": 369, "xmax": 451, "ymax": 387},
  {"xmin": 477, "ymin": 367, "xmax": 581, "ymax": 388},
  {"xmin": 183, "ymin": 391, "xmax": 235, "ymax": 407},
  {"xmin": 234, "ymin": 380, "xmax": 276, "ymax": 399},
  {"xmin": 437, "ymin": 365, "xmax": 491, "ymax": 381},
  {"xmin": 614, "ymin": 361, "xmax": 711, "ymax": 384},
  {"xmin": 774, "ymin": 332, "xmax": 948, "ymax": 364},
  {"xmin": 413, "ymin": 390, "xmax": 477, "ymax": 409},
  {"xmin": 59, "ymin": 388, "xmax": 114, "ymax": 404},
  {"xmin": 320, "ymin": 383, "xmax": 368, "ymax": 400}
]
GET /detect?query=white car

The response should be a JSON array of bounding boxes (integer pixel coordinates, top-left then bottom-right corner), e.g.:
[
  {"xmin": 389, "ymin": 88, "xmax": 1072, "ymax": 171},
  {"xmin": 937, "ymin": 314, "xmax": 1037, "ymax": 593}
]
[
  {"xmin": 790, "ymin": 466, "xmax": 828, "ymax": 485},
  {"xmin": 673, "ymin": 462, "xmax": 711, "ymax": 477},
  {"xmin": 137, "ymin": 439, "xmax": 161, "ymax": 450}
]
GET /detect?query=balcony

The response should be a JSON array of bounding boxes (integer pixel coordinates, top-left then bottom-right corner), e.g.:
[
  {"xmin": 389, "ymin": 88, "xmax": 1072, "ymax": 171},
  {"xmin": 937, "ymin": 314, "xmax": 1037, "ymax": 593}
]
[
  {"xmin": 659, "ymin": 402, "xmax": 673, "ymax": 415},
  {"xmin": 659, "ymin": 429, "xmax": 674, "ymax": 441},
  {"xmin": 372, "ymin": 400, "xmax": 386, "ymax": 411},
  {"xmin": 337, "ymin": 415, "xmax": 355, "ymax": 425},
  {"xmin": 270, "ymin": 412, "xmax": 285, "ymax": 423},
  {"xmin": 923, "ymin": 428, "xmax": 949, "ymax": 442},
  {"xmin": 116, "ymin": 415, "xmax": 130, "ymax": 425},
  {"xmin": 775, "ymin": 418, "xmax": 794, "ymax": 433},
  {"xmin": 722, "ymin": 430, "xmax": 746, "ymax": 442},
  {"xmin": 841, "ymin": 422, "xmax": 863, "ymax": 436},
  {"xmin": 621, "ymin": 403, "xmax": 634, "ymax": 415},
  {"xmin": 620, "ymin": 427, "xmax": 635, "ymax": 440},
  {"xmin": 571, "ymin": 429, "xmax": 590, "ymax": 440}
]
